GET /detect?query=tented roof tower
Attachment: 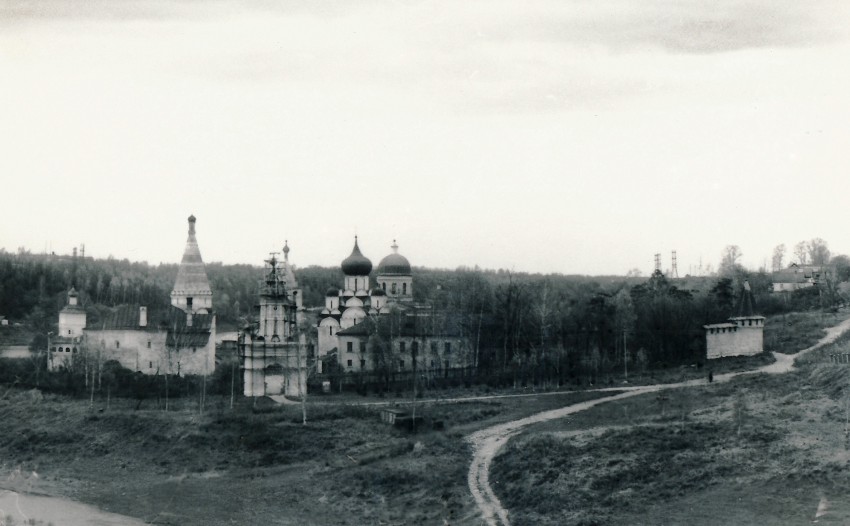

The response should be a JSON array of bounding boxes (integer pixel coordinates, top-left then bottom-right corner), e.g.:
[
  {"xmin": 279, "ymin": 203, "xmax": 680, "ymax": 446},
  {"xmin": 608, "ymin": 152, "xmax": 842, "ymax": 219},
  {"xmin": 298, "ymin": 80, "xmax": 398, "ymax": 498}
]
[{"xmin": 171, "ymin": 215, "xmax": 213, "ymax": 314}]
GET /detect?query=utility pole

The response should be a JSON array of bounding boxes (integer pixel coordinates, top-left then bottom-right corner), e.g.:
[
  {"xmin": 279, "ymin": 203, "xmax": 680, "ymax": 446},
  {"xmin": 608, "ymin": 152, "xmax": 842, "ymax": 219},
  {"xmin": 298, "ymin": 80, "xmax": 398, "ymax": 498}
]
[{"xmin": 623, "ymin": 330, "xmax": 628, "ymax": 380}]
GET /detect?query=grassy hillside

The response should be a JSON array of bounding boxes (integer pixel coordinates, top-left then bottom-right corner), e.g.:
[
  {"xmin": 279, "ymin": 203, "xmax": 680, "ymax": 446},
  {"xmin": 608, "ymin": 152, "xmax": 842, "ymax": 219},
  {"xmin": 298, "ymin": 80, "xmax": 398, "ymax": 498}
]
[{"xmin": 490, "ymin": 332, "xmax": 850, "ymax": 525}]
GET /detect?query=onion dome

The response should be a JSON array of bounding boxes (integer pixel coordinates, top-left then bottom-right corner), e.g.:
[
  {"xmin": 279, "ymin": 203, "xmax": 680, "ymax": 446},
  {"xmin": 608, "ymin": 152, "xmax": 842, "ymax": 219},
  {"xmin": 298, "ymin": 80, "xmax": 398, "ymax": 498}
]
[
  {"xmin": 342, "ymin": 289, "xmax": 355, "ymax": 297},
  {"xmin": 320, "ymin": 308, "xmax": 330, "ymax": 315},
  {"xmin": 341, "ymin": 236, "xmax": 372, "ymax": 276},
  {"xmin": 377, "ymin": 240, "xmax": 411, "ymax": 276},
  {"xmin": 326, "ymin": 287, "xmax": 340, "ymax": 297}
]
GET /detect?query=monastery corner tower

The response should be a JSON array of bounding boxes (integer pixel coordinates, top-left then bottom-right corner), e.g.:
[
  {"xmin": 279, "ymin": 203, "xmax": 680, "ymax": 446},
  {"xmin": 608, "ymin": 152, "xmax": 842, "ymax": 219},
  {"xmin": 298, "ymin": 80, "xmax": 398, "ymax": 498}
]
[{"xmin": 171, "ymin": 215, "xmax": 213, "ymax": 314}]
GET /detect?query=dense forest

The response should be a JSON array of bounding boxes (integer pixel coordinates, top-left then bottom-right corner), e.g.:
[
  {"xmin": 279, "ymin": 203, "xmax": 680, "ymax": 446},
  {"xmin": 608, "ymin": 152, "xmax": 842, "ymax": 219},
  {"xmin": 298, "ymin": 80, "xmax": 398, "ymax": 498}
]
[{"xmin": 1, "ymin": 245, "xmax": 847, "ymax": 387}]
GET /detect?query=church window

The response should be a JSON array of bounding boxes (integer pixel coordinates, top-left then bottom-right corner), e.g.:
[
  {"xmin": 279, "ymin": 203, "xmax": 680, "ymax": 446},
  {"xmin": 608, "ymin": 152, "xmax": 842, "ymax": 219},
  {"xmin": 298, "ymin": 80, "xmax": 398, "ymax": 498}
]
[
  {"xmin": 355, "ymin": 278, "xmax": 358, "ymax": 290},
  {"xmin": 187, "ymin": 297, "xmax": 193, "ymax": 310},
  {"xmin": 147, "ymin": 341, "xmax": 151, "ymax": 348},
  {"xmin": 68, "ymin": 330, "xmax": 71, "ymax": 335},
  {"xmin": 347, "ymin": 342, "xmax": 353, "ymax": 353},
  {"xmin": 347, "ymin": 359, "xmax": 352, "ymax": 367},
  {"xmin": 149, "ymin": 361, "xmax": 153, "ymax": 369},
  {"xmin": 66, "ymin": 347, "xmax": 71, "ymax": 353},
  {"xmin": 391, "ymin": 283, "xmax": 397, "ymax": 294},
  {"xmin": 403, "ymin": 283, "xmax": 407, "ymax": 295},
  {"xmin": 192, "ymin": 347, "xmax": 196, "ymax": 353},
  {"xmin": 360, "ymin": 359, "xmax": 366, "ymax": 368},
  {"xmin": 445, "ymin": 342, "xmax": 452, "ymax": 354},
  {"xmin": 329, "ymin": 327, "xmax": 333, "ymax": 336},
  {"xmin": 382, "ymin": 282, "xmax": 386, "ymax": 291},
  {"xmin": 116, "ymin": 341, "xmax": 120, "ymax": 349}
]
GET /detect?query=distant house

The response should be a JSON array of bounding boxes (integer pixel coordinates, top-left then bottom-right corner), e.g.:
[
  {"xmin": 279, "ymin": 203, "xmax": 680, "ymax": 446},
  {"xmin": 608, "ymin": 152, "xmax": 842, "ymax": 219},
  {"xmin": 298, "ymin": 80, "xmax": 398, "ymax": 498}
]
[
  {"xmin": 0, "ymin": 316, "xmax": 8, "ymax": 326},
  {"xmin": 704, "ymin": 281, "xmax": 765, "ymax": 359},
  {"xmin": 772, "ymin": 263, "xmax": 822, "ymax": 292}
]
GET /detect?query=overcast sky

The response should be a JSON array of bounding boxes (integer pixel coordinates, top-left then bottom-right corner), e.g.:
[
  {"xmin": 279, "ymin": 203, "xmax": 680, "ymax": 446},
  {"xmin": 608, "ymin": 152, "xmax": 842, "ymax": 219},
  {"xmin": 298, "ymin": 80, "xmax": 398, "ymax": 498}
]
[{"xmin": 2, "ymin": 1, "xmax": 849, "ymax": 275}]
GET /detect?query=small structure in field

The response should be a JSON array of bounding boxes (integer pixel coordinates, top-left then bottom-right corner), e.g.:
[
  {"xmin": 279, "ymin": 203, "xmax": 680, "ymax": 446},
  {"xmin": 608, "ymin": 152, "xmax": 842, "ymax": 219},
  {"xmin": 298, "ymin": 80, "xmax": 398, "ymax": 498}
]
[
  {"xmin": 704, "ymin": 280, "xmax": 765, "ymax": 359},
  {"xmin": 380, "ymin": 408, "xmax": 408, "ymax": 425}
]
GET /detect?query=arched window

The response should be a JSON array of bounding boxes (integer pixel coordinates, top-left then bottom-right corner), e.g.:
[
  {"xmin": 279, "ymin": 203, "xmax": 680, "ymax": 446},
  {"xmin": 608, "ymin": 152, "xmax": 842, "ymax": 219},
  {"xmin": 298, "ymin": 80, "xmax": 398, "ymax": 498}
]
[
  {"xmin": 391, "ymin": 283, "xmax": 397, "ymax": 294},
  {"xmin": 382, "ymin": 282, "xmax": 386, "ymax": 291},
  {"xmin": 403, "ymin": 283, "xmax": 407, "ymax": 295}
]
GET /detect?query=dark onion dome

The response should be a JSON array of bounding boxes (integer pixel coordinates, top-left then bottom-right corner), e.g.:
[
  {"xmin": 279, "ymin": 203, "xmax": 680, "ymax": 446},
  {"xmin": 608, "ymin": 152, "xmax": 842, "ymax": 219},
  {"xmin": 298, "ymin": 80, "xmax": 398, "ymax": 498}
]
[
  {"xmin": 377, "ymin": 240, "xmax": 411, "ymax": 275},
  {"xmin": 326, "ymin": 286, "xmax": 339, "ymax": 297},
  {"xmin": 341, "ymin": 236, "xmax": 372, "ymax": 276}
]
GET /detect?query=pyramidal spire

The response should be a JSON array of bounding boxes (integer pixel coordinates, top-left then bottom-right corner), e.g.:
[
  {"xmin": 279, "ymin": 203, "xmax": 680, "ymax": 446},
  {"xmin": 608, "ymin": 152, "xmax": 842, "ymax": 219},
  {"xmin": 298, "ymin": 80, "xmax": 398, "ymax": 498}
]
[{"xmin": 171, "ymin": 215, "xmax": 212, "ymax": 313}]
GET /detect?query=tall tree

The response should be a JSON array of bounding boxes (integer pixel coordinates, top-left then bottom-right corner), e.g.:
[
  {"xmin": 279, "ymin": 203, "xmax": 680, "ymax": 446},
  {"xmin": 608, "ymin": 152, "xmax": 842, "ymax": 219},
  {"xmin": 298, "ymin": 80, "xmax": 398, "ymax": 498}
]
[
  {"xmin": 771, "ymin": 244, "xmax": 786, "ymax": 272},
  {"xmin": 794, "ymin": 241, "xmax": 809, "ymax": 265},
  {"xmin": 808, "ymin": 238, "xmax": 831, "ymax": 266},
  {"xmin": 719, "ymin": 245, "xmax": 743, "ymax": 277}
]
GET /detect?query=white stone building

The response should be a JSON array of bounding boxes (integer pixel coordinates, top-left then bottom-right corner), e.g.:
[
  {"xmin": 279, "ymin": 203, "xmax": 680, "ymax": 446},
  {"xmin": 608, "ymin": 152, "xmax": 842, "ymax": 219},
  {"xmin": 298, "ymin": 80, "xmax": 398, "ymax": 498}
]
[
  {"xmin": 48, "ymin": 215, "xmax": 217, "ymax": 376},
  {"xmin": 239, "ymin": 248, "xmax": 306, "ymax": 397},
  {"xmin": 704, "ymin": 281, "xmax": 765, "ymax": 359}
]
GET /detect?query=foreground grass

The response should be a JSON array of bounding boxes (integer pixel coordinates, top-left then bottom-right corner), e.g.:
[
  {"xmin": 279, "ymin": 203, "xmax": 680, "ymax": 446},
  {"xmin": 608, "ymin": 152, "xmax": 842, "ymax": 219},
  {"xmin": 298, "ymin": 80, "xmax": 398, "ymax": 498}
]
[
  {"xmin": 0, "ymin": 388, "xmax": 612, "ymax": 525},
  {"xmin": 491, "ymin": 351, "xmax": 850, "ymax": 525}
]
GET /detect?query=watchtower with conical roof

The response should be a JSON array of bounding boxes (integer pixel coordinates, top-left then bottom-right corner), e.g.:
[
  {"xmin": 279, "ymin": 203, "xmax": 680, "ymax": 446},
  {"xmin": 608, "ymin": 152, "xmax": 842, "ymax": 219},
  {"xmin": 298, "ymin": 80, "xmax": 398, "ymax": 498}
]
[
  {"xmin": 171, "ymin": 215, "xmax": 213, "ymax": 314},
  {"xmin": 704, "ymin": 280, "xmax": 765, "ymax": 359}
]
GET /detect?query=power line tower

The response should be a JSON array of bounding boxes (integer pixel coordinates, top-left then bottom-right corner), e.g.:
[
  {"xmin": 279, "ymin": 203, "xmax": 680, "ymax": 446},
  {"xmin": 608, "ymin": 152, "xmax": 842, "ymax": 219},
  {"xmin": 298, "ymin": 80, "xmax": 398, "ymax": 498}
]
[
  {"xmin": 671, "ymin": 250, "xmax": 679, "ymax": 279},
  {"xmin": 654, "ymin": 253, "xmax": 662, "ymax": 274}
]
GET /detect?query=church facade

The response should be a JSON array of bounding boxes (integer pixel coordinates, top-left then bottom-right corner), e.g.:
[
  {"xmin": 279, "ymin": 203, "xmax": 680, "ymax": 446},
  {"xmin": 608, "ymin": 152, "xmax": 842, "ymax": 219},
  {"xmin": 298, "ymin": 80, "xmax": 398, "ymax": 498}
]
[
  {"xmin": 238, "ymin": 244, "xmax": 308, "ymax": 398},
  {"xmin": 317, "ymin": 238, "xmax": 474, "ymax": 378}
]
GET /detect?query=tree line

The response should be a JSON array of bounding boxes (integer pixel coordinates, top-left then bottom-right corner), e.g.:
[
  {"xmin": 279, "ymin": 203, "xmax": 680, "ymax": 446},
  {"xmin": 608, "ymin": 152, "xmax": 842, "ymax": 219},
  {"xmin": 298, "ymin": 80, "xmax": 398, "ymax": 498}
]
[{"xmin": 2, "ymin": 245, "xmax": 848, "ymax": 391}]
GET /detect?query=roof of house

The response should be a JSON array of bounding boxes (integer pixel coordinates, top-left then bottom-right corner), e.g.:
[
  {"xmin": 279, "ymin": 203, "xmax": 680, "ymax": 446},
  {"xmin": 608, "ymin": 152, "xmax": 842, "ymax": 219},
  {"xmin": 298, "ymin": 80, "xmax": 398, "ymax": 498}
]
[
  {"xmin": 336, "ymin": 312, "xmax": 465, "ymax": 338},
  {"xmin": 87, "ymin": 304, "xmax": 213, "ymax": 347}
]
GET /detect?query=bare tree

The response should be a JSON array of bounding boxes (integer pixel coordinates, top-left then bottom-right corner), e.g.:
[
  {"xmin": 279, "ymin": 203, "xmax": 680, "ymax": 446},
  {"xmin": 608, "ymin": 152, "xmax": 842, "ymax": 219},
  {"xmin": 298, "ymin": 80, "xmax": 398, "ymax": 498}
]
[
  {"xmin": 808, "ymin": 238, "xmax": 831, "ymax": 266},
  {"xmin": 719, "ymin": 245, "xmax": 743, "ymax": 276},
  {"xmin": 771, "ymin": 244, "xmax": 786, "ymax": 272},
  {"xmin": 794, "ymin": 241, "xmax": 809, "ymax": 265}
]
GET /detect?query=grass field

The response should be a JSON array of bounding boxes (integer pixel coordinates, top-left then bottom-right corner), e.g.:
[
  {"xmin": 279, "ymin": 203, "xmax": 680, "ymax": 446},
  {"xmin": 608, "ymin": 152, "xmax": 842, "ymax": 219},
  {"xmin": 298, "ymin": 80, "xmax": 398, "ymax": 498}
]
[
  {"xmin": 0, "ymin": 387, "xmax": 615, "ymax": 525},
  {"xmin": 490, "ymin": 341, "xmax": 850, "ymax": 525}
]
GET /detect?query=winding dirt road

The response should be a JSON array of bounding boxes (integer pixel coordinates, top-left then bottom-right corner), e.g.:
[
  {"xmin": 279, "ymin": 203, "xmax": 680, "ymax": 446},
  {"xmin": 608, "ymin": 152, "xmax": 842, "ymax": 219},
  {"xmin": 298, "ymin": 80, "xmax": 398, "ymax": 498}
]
[{"xmin": 466, "ymin": 316, "xmax": 850, "ymax": 526}]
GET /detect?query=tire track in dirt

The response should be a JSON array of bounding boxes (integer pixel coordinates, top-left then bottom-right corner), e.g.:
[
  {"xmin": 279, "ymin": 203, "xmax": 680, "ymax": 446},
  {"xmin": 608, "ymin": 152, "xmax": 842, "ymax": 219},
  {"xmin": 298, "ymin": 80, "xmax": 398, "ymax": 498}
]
[{"xmin": 466, "ymin": 315, "xmax": 850, "ymax": 526}]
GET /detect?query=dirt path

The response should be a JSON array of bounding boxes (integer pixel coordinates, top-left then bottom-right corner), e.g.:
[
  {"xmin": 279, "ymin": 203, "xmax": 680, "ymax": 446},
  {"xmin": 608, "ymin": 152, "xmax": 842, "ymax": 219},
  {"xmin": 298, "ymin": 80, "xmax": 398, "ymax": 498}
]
[{"xmin": 466, "ymin": 317, "xmax": 850, "ymax": 526}]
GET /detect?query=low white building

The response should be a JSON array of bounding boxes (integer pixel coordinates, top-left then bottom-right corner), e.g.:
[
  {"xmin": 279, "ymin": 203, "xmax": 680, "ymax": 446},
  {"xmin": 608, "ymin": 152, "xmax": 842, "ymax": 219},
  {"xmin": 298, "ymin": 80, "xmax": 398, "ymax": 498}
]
[{"xmin": 705, "ymin": 281, "xmax": 765, "ymax": 359}]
